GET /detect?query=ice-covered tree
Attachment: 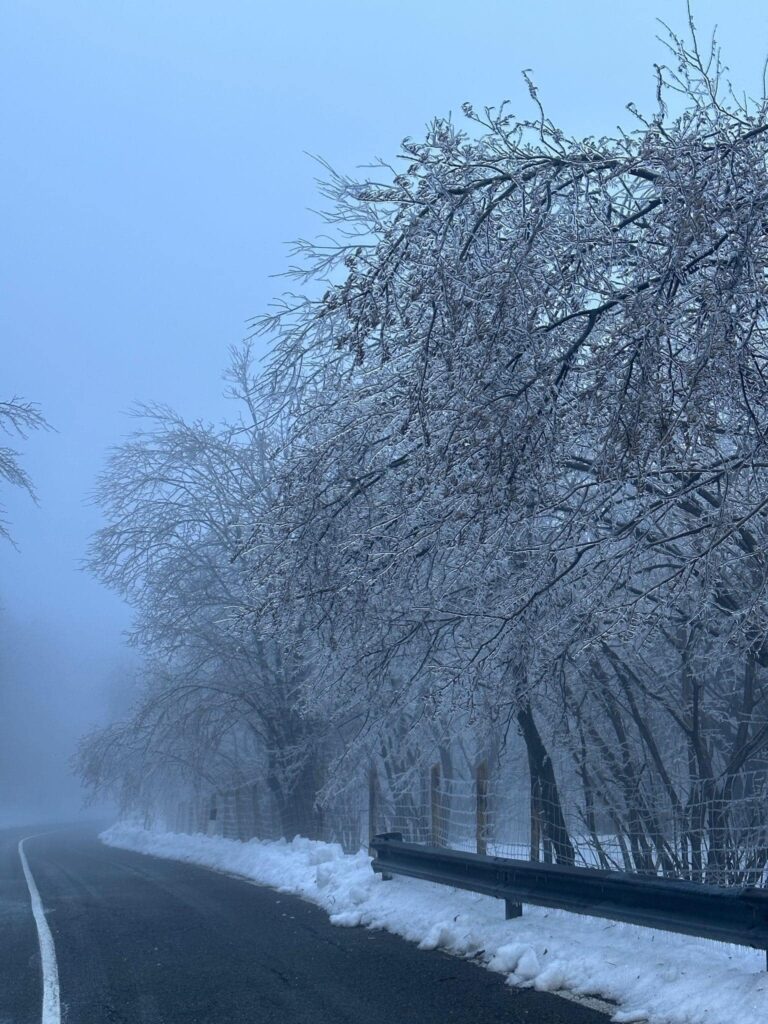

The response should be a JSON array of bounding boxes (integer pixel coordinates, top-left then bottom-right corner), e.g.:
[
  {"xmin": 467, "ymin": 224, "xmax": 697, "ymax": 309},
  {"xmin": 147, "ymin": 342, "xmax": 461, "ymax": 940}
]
[
  {"xmin": 0, "ymin": 397, "xmax": 46, "ymax": 543},
  {"xmin": 81, "ymin": 349, "xmax": 327, "ymax": 838},
  {"xmin": 246, "ymin": 20, "xmax": 768, "ymax": 863}
]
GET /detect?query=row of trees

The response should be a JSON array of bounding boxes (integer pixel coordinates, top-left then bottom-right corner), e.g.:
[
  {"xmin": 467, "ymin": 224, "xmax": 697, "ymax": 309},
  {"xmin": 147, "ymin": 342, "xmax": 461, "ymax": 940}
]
[{"xmin": 80, "ymin": 23, "xmax": 768, "ymax": 884}]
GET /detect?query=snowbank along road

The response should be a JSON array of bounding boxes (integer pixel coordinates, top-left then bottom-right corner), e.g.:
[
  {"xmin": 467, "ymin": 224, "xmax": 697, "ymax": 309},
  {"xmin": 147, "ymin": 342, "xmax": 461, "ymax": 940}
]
[{"xmin": 0, "ymin": 824, "xmax": 609, "ymax": 1024}]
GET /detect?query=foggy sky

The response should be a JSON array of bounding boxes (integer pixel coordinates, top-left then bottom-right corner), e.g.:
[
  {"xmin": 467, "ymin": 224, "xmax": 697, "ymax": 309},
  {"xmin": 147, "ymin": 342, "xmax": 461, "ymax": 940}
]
[{"xmin": 1, "ymin": 0, "xmax": 765, "ymax": 824}]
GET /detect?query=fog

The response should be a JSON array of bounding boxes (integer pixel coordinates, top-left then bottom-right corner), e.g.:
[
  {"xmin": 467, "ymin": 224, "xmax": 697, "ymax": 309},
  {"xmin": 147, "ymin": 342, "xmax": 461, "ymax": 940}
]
[
  {"xmin": 0, "ymin": 613, "xmax": 133, "ymax": 825},
  {"xmin": 1, "ymin": 0, "xmax": 763, "ymax": 826}
]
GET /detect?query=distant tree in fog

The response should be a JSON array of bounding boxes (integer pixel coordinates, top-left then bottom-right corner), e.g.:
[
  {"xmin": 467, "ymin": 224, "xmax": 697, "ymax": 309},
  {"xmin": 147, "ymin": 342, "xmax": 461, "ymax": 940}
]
[
  {"xmin": 0, "ymin": 397, "xmax": 46, "ymax": 543},
  {"xmin": 81, "ymin": 347, "xmax": 328, "ymax": 838}
]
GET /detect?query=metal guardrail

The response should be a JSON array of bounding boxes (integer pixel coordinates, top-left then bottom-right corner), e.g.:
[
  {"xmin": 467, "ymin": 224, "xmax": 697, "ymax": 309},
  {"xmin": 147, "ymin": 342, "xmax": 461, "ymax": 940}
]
[{"xmin": 370, "ymin": 832, "xmax": 768, "ymax": 960}]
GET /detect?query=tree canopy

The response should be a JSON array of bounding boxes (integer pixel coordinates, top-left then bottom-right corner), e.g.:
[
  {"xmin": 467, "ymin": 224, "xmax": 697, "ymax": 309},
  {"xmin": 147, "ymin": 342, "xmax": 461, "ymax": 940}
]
[{"xmin": 81, "ymin": 20, "xmax": 768, "ymax": 882}]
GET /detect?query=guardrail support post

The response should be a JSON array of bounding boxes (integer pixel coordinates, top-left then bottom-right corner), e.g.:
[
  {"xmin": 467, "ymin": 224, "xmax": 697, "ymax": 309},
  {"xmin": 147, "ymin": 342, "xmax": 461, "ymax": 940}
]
[
  {"xmin": 505, "ymin": 898, "xmax": 522, "ymax": 920},
  {"xmin": 372, "ymin": 832, "xmax": 403, "ymax": 881}
]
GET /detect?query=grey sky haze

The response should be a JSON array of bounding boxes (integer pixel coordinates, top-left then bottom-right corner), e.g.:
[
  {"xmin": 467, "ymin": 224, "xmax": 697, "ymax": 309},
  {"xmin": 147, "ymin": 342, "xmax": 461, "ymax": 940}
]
[{"xmin": 1, "ymin": 0, "xmax": 766, "ymax": 823}]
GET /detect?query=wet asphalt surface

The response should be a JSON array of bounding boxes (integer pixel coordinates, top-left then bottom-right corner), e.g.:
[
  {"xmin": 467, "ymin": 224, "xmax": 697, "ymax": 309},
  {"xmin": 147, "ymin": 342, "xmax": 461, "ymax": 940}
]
[{"xmin": 0, "ymin": 824, "xmax": 609, "ymax": 1024}]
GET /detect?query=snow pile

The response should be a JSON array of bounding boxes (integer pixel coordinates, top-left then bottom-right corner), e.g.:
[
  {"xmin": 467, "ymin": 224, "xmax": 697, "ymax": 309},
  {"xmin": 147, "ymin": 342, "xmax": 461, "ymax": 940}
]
[{"xmin": 101, "ymin": 824, "xmax": 767, "ymax": 1024}]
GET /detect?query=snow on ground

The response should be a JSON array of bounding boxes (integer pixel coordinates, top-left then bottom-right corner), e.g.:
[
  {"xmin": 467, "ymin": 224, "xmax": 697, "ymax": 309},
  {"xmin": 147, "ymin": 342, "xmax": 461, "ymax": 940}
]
[{"xmin": 101, "ymin": 824, "xmax": 767, "ymax": 1024}]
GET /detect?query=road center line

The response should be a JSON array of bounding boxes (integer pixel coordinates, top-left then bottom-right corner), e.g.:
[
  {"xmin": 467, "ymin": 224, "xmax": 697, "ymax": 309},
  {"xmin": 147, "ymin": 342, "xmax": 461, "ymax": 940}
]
[{"xmin": 18, "ymin": 835, "xmax": 61, "ymax": 1024}]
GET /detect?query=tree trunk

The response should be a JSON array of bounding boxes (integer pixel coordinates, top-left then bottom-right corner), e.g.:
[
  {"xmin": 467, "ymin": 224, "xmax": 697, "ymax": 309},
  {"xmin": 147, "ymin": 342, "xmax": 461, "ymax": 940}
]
[{"xmin": 517, "ymin": 704, "xmax": 576, "ymax": 866}]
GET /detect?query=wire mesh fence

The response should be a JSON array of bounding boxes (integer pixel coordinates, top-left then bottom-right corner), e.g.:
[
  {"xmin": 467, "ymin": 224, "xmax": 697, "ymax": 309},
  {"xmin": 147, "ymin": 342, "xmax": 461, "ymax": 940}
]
[{"xmin": 166, "ymin": 758, "xmax": 768, "ymax": 887}]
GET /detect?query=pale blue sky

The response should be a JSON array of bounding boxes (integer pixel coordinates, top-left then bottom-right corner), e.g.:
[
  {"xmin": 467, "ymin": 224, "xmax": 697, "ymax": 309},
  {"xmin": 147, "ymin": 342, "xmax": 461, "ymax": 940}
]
[{"xmin": 1, "ymin": 0, "xmax": 766, "ymax": 821}]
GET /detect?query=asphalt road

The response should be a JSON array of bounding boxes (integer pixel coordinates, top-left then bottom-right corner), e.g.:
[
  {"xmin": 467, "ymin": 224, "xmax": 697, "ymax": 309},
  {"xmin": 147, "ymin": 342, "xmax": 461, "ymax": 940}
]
[{"xmin": 1, "ymin": 824, "xmax": 609, "ymax": 1024}]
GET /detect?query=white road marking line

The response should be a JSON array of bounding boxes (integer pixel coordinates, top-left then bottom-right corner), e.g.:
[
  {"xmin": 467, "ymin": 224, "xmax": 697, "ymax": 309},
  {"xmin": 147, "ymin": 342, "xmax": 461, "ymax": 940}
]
[{"xmin": 18, "ymin": 835, "xmax": 61, "ymax": 1024}]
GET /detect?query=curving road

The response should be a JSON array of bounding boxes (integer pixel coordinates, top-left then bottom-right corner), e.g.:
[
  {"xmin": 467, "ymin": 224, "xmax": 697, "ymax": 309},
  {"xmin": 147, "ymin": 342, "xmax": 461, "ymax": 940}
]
[{"xmin": 0, "ymin": 824, "xmax": 609, "ymax": 1024}]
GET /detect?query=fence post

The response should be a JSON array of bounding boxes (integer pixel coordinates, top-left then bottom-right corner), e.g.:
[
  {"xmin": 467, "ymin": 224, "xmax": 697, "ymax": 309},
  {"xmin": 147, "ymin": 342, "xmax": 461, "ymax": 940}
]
[
  {"xmin": 233, "ymin": 786, "xmax": 246, "ymax": 840},
  {"xmin": 368, "ymin": 765, "xmax": 380, "ymax": 846},
  {"xmin": 530, "ymin": 777, "xmax": 541, "ymax": 862},
  {"xmin": 369, "ymin": 766, "xmax": 393, "ymax": 880},
  {"xmin": 476, "ymin": 759, "xmax": 489, "ymax": 856},
  {"xmin": 430, "ymin": 763, "xmax": 443, "ymax": 846},
  {"xmin": 207, "ymin": 793, "xmax": 220, "ymax": 836},
  {"xmin": 224, "ymin": 789, "xmax": 239, "ymax": 839},
  {"xmin": 250, "ymin": 783, "xmax": 261, "ymax": 840}
]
